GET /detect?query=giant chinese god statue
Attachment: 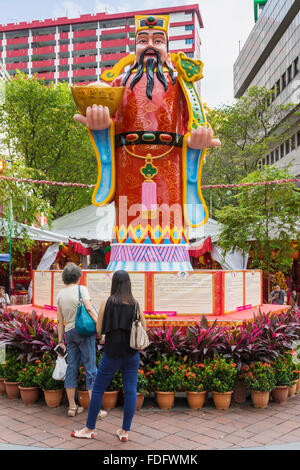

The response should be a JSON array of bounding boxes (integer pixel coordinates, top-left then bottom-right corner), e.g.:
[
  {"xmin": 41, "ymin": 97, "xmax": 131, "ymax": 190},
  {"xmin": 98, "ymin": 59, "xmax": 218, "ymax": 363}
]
[{"xmin": 73, "ymin": 14, "xmax": 220, "ymax": 272}]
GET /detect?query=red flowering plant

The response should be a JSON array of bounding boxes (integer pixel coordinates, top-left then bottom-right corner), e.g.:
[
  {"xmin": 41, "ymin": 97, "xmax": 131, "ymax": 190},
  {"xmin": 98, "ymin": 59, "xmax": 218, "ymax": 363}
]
[
  {"xmin": 137, "ymin": 369, "xmax": 150, "ymax": 395},
  {"xmin": 182, "ymin": 362, "xmax": 208, "ymax": 392},
  {"xmin": 243, "ymin": 362, "xmax": 276, "ymax": 392},
  {"xmin": 145, "ymin": 355, "xmax": 184, "ymax": 392},
  {"xmin": 205, "ymin": 356, "xmax": 238, "ymax": 393},
  {"xmin": 77, "ymin": 365, "xmax": 86, "ymax": 391},
  {"xmin": 34, "ymin": 353, "xmax": 63, "ymax": 391},
  {"xmin": 272, "ymin": 353, "xmax": 294, "ymax": 386},
  {"xmin": 17, "ymin": 362, "xmax": 41, "ymax": 388}
]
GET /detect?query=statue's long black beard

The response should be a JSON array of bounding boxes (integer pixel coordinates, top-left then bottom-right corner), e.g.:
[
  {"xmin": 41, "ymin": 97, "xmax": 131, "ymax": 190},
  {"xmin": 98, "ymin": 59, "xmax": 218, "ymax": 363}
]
[{"xmin": 123, "ymin": 48, "xmax": 176, "ymax": 100}]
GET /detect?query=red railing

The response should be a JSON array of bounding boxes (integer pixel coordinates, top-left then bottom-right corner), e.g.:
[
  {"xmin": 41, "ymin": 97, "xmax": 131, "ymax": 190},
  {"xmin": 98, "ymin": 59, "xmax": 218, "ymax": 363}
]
[
  {"xmin": 73, "ymin": 55, "xmax": 96, "ymax": 64},
  {"xmin": 32, "ymin": 59, "xmax": 55, "ymax": 68},
  {"xmin": 32, "ymin": 46, "xmax": 55, "ymax": 55},
  {"xmin": 100, "ymin": 39, "xmax": 127, "ymax": 48},
  {"xmin": 73, "ymin": 30, "xmax": 97, "ymax": 38},
  {"xmin": 5, "ymin": 62, "xmax": 28, "ymax": 70},
  {"xmin": 59, "ymin": 71, "xmax": 69, "ymax": 79},
  {"xmin": 101, "ymin": 51, "xmax": 127, "ymax": 62},
  {"xmin": 35, "ymin": 71, "xmax": 55, "ymax": 79},
  {"xmin": 6, "ymin": 48, "xmax": 28, "ymax": 57},
  {"xmin": 73, "ymin": 68, "xmax": 96, "ymax": 77},
  {"xmin": 73, "ymin": 42, "xmax": 97, "ymax": 51},
  {"xmin": 6, "ymin": 37, "xmax": 29, "ymax": 45},
  {"xmin": 32, "ymin": 34, "xmax": 55, "ymax": 43}
]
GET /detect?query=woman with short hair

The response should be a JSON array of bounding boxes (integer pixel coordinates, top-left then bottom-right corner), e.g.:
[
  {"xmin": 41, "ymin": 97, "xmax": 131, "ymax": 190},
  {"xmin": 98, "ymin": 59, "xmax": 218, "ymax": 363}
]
[
  {"xmin": 71, "ymin": 270, "xmax": 147, "ymax": 442},
  {"xmin": 57, "ymin": 262, "xmax": 107, "ymax": 419}
]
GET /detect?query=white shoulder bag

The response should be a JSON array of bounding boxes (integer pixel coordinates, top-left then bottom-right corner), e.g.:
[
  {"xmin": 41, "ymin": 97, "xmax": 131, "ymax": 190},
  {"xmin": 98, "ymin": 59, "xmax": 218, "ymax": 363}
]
[{"xmin": 130, "ymin": 302, "xmax": 150, "ymax": 350}]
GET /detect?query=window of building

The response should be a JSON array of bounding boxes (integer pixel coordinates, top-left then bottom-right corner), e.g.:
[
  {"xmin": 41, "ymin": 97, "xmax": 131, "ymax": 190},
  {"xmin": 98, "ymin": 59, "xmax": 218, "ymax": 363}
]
[
  {"xmin": 275, "ymin": 148, "xmax": 279, "ymax": 161},
  {"xmin": 280, "ymin": 143, "xmax": 285, "ymax": 158},
  {"xmin": 270, "ymin": 85, "xmax": 275, "ymax": 102},
  {"xmin": 262, "ymin": 158, "xmax": 266, "ymax": 166},
  {"xmin": 185, "ymin": 25, "xmax": 194, "ymax": 31},
  {"xmin": 266, "ymin": 154, "xmax": 270, "ymax": 165},
  {"xmin": 291, "ymin": 134, "xmax": 296, "ymax": 151},
  {"xmin": 281, "ymin": 72, "xmax": 286, "ymax": 90},
  {"xmin": 297, "ymin": 130, "xmax": 300, "ymax": 146},
  {"xmin": 185, "ymin": 38, "xmax": 194, "ymax": 45},
  {"xmin": 285, "ymin": 139, "xmax": 290, "ymax": 155},
  {"xmin": 276, "ymin": 80, "xmax": 280, "ymax": 97},
  {"xmin": 287, "ymin": 65, "xmax": 293, "ymax": 83},
  {"xmin": 294, "ymin": 57, "xmax": 299, "ymax": 77},
  {"xmin": 270, "ymin": 151, "xmax": 274, "ymax": 164}
]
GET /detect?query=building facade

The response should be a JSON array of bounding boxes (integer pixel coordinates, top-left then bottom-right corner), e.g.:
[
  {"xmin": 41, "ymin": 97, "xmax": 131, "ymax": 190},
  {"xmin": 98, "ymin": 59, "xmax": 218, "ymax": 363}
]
[
  {"xmin": 0, "ymin": 4, "xmax": 203, "ymax": 85},
  {"xmin": 233, "ymin": 0, "xmax": 300, "ymax": 178}
]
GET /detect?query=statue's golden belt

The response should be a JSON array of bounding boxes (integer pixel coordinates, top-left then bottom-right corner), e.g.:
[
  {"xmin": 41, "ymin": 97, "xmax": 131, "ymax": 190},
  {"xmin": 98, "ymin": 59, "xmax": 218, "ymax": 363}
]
[{"xmin": 115, "ymin": 131, "xmax": 184, "ymax": 148}]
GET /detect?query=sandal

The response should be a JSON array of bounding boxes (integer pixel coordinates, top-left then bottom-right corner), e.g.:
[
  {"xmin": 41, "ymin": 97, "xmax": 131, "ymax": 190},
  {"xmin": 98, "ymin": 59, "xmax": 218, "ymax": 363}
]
[
  {"xmin": 67, "ymin": 406, "xmax": 84, "ymax": 417},
  {"xmin": 116, "ymin": 429, "xmax": 129, "ymax": 442},
  {"xmin": 70, "ymin": 429, "xmax": 96, "ymax": 439},
  {"xmin": 97, "ymin": 409, "xmax": 108, "ymax": 420}
]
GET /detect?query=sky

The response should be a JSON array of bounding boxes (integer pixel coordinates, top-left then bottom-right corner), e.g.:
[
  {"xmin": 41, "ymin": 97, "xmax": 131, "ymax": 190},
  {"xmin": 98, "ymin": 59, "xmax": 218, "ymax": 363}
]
[{"xmin": 0, "ymin": 0, "xmax": 255, "ymax": 108}]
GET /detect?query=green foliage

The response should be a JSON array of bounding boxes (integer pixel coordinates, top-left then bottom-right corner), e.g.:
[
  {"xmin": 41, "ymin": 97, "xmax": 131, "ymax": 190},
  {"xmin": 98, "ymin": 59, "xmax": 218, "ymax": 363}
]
[
  {"xmin": 182, "ymin": 362, "xmax": 207, "ymax": 392},
  {"xmin": 136, "ymin": 369, "xmax": 150, "ymax": 395},
  {"xmin": 243, "ymin": 362, "xmax": 276, "ymax": 391},
  {"xmin": 34, "ymin": 354, "xmax": 63, "ymax": 390},
  {"xmin": 0, "ymin": 72, "xmax": 97, "ymax": 219},
  {"xmin": 205, "ymin": 356, "xmax": 238, "ymax": 393},
  {"xmin": 215, "ymin": 167, "xmax": 300, "ymax": 275},
  {"xmin": 272, "ymin": 353, "xmax": 294, "ymax": 386},
  {"xmin": 203, "ymin": 86, "xmax": 295, "ymax": 215},
  {"xmin": 145, "ymin": 355, "xmax": 184, "ymax": 392},
  {"xmin": 2, "ymin": 352, "xmax": 23, "ymax": 382},
  {"xmin": 17, "ymin": 362, "xmax": 40, "ymax": 387}
]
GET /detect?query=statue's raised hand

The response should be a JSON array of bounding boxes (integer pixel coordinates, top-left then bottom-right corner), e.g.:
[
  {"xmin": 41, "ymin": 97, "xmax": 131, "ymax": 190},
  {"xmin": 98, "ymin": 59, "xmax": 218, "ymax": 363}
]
[
  {"xmin": 74, "ymin": 104, "xmax": 111, "ymax": 130},
  {"xmin": 187, "ymin": 126, "xmax": 221, "ymax": 149}
]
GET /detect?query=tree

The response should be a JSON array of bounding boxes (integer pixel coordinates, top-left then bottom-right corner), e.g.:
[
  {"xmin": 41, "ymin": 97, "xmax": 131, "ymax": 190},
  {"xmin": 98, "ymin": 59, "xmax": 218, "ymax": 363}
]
[
  {"xmin": 0, "ymin": 72, "xmax": 97, "ymax": 219},
  {"xmin": 215, "ymin": 167, "xmax": 300, "ymax": 295},
  {"xmin": 202, "ymin": 86, "xmax": 295, "ymax": 216}
]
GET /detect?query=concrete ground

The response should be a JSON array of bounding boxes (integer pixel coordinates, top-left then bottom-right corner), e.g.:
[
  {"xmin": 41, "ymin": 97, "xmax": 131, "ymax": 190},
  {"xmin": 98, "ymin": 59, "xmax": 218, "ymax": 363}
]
[{"xmin": 1, "ymin": 392, "xmax": 300, "ymax": 450}]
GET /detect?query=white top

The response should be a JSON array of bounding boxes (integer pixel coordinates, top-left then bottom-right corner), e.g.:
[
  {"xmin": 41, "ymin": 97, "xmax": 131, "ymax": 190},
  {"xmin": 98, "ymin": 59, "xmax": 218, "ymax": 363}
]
[
  {"xmin": 57, "ymin": 284, "xmax": 90, "ymax": 332},
  {"xmin": 0, "ymin": 293, "xmax": 10, "ymax": 307}
]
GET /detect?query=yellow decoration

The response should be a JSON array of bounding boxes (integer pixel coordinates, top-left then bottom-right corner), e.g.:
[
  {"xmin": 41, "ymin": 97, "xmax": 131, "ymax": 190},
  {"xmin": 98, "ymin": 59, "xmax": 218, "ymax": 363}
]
[
  {"xmin": 135, "ymin": 15, "xmax": 170, "ymax": 36},
  {"xmin": 71, "ymin": 84, "xmax": 125, "ymax": 117},
  {"xmin": 273, "ymin": 271, "xmax": 288, "ymax": 291}
]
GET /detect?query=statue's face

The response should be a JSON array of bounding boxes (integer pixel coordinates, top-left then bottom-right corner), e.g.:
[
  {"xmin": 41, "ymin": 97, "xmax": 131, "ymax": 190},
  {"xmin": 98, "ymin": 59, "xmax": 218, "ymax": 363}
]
[{"xmin": 135, "ymin": 29, "xmax": 168, "ymax": 66}]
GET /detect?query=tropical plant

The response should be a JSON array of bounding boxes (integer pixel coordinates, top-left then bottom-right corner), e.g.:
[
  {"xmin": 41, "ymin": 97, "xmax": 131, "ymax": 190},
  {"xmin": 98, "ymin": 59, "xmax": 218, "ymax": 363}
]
[
  {"xmin": 243, "ymin": 362, "xmax": 276, "ymax": 391},
  {"xmin": 2, "ymin": 352, "xmax": 23, "ymax": 382},
  {"xmin": 0, "ymin": 310, "xmax": 58, "ymax": 362},
  {"xmin": 205, "ymin": 356, "xmax": 238, "ymax": 393},
  {"xmin": 136, "ymin": 369, "xmax": 149, "ymax": 395},
  {"xmin": 77, "ymin": 365, "xmax": 86, "ymax": 391},
  {"xmin": 145, "ymin": 355, "xmax": 184, "ymax": 392},
  {"xmin": 272, "ymin": 353, "xmax": 294, "ymax": 386},
  {"xmin": 17, "ymin": 362, "xmax": 40, "ymax": 388},
  {"xmin": 182, "ymin": 363, "xmax": 207, "ymax": 392},
  {"xmin": 144, "ymin": 326, "xmax": 187, "ymax": 363},
  {"xmin": 34, "ymin": 355, "xmax": 64, "ymax": 391},
  {"xmin": 185, "ymin": 320, "xmax": 228, "ymax": 362}
]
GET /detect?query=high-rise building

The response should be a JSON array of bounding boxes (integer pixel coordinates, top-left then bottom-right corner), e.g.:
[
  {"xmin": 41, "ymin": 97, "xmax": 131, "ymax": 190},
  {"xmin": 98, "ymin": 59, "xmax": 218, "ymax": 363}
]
[
  {"xmin": 0, "ymin": 4, "xmax": 203, "ymax": 85},
  {"xmin": 234, "ymin": 0, "xmax": 300, "ymax": 178}
]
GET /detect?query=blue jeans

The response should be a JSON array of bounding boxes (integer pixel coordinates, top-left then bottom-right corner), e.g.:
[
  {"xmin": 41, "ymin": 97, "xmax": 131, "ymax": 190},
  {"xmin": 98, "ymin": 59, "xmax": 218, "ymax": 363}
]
[
  {"xmin": 86, "ymin": 352, "xmax": 140, "ymax": 431},
  {"xmin": 64, "ymin": 328, "xmax": 97, "ymax": 390}
]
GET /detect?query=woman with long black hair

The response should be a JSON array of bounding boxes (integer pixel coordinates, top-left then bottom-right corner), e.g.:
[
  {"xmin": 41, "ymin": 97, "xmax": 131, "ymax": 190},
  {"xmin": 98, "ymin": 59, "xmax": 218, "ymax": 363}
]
[{"xmin": 71, "ymin": 270, "xmax": 147, "ymax": 442}]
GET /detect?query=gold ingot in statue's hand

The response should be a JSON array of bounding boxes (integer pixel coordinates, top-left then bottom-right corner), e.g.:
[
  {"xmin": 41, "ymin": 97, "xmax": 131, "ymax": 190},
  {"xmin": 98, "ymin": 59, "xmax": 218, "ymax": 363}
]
[{"xmin": 71, "ymin": 83, "xmax": 125, "ymax": 116}]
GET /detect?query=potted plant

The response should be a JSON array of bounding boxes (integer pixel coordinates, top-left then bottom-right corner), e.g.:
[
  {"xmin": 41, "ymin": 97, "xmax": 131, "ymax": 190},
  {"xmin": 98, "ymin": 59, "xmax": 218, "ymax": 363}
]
[
  {"xmin": 2, "ymin": 353, "xmax": 23, "ymax": 399},
  {"xmin": 146, "ymin": 355, "xmax": 183, "ymax": 410},
  {"xmin": 271, "ymin": 354, "xmax": 294, "ymax": 404},
  {"xmin": 205, "ymin": 356, "xmax": 237, "ymax": 410},
  {"xmin": 136, "ymin": 369, "xmax": 149, "ymax": 411},
  {"xmin": 243, "ymin": 362, "xmax": 275, "ymax": 408},
  {"xmin": 0, "ymin": 362, "xmax": 5, "ymax": 396},
  {"xmin": 77, "ymin": 365, "xmax": 90, "ymax": 408},
  {"xmin": 34, "ymin": 354, "xmax": 64, "ymax": 407},
  {"xmin": 17, "ymin": 362, "xmax": 40, "ymax": 405},
  {"xmin": 102, "ymin": 371, "xmax": 122, "ymax": 410},
  {"xmin": 183, "ymin": 363, "xmax": 207, "ymax": 410},
  {"xmin": 232, "ymin": 365, "xmax": 249, "ymax": 404}
]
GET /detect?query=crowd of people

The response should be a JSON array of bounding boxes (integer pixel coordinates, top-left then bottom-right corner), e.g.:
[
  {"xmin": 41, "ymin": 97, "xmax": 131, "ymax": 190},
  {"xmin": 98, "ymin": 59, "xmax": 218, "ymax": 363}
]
[{"xmin": 56, "ymin": 263, "xmax": 147, "ymax": 442}]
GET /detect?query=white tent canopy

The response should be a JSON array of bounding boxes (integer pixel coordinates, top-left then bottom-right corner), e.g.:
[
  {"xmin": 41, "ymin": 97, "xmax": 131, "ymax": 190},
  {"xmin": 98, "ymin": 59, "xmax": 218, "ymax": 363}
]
[
  {"xmin": 0, "ymin": 219, "xmax": 70, "ymax": 243},
  {"xmin": 43, "ymin": 203, "xmax": 222, "ymax": 244}
]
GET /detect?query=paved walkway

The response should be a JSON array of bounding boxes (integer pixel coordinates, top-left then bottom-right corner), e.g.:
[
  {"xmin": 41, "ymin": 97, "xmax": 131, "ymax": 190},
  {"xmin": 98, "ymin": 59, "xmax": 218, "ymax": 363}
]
[{"xmin": 1, "ymin": 392, "xmax": 300, "ymax": 450}]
